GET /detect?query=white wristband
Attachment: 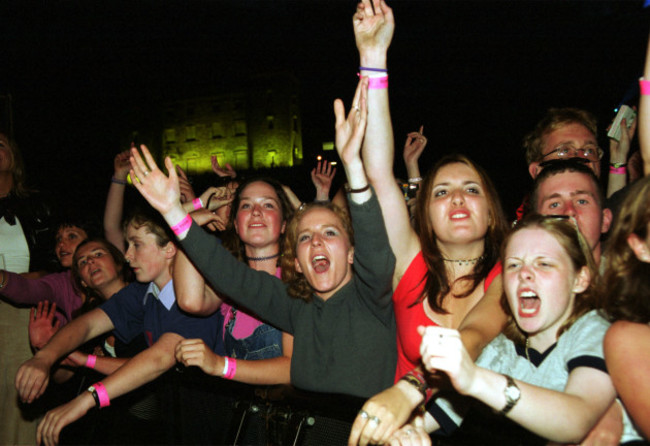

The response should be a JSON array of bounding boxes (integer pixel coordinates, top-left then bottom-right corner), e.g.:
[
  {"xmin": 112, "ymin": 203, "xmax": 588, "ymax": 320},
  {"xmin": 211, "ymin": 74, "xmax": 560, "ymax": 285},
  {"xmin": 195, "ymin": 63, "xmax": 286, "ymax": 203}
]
[{"xmin": 222, "ymin": 357, "xmax": 229, "ymax": 377}]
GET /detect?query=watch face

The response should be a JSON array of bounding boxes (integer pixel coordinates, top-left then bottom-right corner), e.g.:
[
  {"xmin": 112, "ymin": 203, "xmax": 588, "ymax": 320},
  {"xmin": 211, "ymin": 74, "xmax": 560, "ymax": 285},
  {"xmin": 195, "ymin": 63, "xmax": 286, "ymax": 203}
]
[
  {"xmin": 505, "ymin": 384, "xmax": 520, "ymax": 400},
  {"xmin": 87, "ymin": 386, "xmax": 96, "ymax": 392}
]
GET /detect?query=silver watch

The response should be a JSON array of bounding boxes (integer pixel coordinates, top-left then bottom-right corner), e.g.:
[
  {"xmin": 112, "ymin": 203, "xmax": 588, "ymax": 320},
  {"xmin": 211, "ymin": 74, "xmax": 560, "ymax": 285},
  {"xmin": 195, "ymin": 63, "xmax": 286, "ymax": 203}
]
[{"xmin": 499, "ymin": 374, "xmax": 520, "ymax": 416}]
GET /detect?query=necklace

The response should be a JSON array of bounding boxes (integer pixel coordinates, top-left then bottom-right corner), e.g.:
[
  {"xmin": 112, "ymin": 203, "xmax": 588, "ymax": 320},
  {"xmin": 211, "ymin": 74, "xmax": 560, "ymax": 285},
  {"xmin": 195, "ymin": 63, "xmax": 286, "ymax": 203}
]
[
  {"xmin": 246, "ymin": 252, "xmax": 281, "ymax": 262},
  {"xmin": 442, "ymin": 254, "xmax": 485, "ymax": 266}
]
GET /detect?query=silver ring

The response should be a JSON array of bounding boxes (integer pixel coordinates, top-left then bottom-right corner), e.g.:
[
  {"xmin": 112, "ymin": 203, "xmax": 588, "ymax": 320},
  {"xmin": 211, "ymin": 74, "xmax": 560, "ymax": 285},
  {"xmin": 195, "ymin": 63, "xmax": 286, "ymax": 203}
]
[
  {"xmin": 405, "ymin": 428, "xmax": 414, "ymax": 436},
  {"xmin": 369, "ymin": 416, "xmax": 381, "ymax": 428},
  {"xmin": 143, "ymin": 170, "xmax": 150, "ymax": 177},
  {"xmin": 353, "ymin": 104, "xmax": 360, "ymax": 112},
  {"xmin": 358, "ymin": 409, "xmax": 369, "ymax": 420}
]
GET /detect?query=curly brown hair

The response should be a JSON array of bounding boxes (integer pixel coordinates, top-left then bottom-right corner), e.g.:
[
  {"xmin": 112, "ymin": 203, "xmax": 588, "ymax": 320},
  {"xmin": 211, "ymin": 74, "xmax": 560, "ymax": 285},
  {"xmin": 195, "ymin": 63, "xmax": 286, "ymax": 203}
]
[
  {"xmin": 281, "ymin": 202, "xmax": 354, "ymax": 301},
  {"xmin": 601, "ymin": 176, "xmax": 650, "ymax": 323}
]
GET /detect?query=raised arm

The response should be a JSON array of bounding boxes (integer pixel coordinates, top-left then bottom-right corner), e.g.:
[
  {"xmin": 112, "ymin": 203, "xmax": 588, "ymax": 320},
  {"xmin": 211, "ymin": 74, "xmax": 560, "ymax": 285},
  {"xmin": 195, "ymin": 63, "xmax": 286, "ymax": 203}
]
[
  {"xmin": 173, "ymin": 249, "xmax": 223, "ymax": 316},
  {"xmin": 36, "ymin": 332, "xmax": 182, "ymax": 446},
  {"xmin": 403, "ymin": 126, "xmax": 427, "ymax": 182},
  {"xmin": 607, "ymin": 116, "xmax": 637, "ymax": 198},
  {"xmin": 354, "ymin": 0, "xmax": 419, "ymax": 275},
  {"xmin": 641, "ymin": 32, "xmax": 650, "ymax": 176},
  {"xmin": 334, "ymin": 76, "xmax": 371, "ymax": 205},
  {"xmin": 15, "ymin": 308, "xmax": 114, "ymax": 404},
  {"xmin": 104, "ymin": 149, "xmax": 131, "ymax": 253},
  {"xmin": 311, "ymin": 160, "xmax": 337, "ymax": 202}
]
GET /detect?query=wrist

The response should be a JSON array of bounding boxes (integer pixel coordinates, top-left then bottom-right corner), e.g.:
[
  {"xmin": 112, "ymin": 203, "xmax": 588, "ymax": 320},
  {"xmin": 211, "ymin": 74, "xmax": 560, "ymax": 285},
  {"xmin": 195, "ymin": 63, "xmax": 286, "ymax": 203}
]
[
  {"xmin": 359, "ymin": 52, "xmax": 387, "ymax": 68},
  {"xmin": 395, "ymin": 379, "xmax": 425, "ymax": 407}
]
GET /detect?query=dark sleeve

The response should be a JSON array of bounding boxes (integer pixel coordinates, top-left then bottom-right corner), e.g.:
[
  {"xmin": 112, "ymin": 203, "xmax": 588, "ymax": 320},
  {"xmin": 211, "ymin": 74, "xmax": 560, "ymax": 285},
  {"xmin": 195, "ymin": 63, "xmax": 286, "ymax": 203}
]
[
  {"xmin": 180, "ymin": 223, "xmax": 296, "ymax": 334},
  {"xmin": 100, "ymin": 282, "xmax": 149, "ymax": 344},
  {"xmin": 348, "ymin": 191, "xmax": 396, "ymax": 323}
]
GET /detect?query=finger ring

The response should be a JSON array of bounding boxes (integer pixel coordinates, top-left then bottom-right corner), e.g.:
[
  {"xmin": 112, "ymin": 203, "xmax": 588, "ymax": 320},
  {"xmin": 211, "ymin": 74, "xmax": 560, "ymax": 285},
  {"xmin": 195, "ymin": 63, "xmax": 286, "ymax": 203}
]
[
  {"xmin": 369, "ymin": 416, "xmax": 381, "ymax": 428},
  {"xmin": 143, "ymin": 170, "xmax": 150, "ymax": 176},
  {"xmin": 353, "ymin": 104, "xmax": 360, "ymax": 111},
  {"xmin": 405, "ymin": 428, "xmax": 414, "ymax": 436},
  {"xmin": 358, "ymin": 409, "xmax": 369, "ymax": 420}
]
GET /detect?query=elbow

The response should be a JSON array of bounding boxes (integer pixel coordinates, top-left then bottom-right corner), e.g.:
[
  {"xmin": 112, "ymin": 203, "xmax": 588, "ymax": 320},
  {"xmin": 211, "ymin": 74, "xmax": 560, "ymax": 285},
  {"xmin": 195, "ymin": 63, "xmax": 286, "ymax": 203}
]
[{"xmin": 176, "ymin": 292, "xmax": 203, "ymax": 315}]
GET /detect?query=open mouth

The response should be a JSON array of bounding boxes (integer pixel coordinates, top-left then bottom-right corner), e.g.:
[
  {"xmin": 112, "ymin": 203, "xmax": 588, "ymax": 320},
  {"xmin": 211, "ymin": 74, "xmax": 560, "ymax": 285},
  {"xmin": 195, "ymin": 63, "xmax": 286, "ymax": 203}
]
[
  {"xmin": 450, "ymin": 212, "xmax": 468, "ymax": 219},
  {"xmin": 518, "ymin": 290, "xmax": 540, "ymax": 317},
  {"xmin": 312, "ymin": 255, "xmax": 330, "ymax": 273}
]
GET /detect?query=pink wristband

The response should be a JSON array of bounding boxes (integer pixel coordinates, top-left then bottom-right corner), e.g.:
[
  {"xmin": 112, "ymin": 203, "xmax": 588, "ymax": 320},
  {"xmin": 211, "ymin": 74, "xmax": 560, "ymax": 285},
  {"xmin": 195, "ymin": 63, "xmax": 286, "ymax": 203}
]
[
  {"xmin": 171, "ymin": 214, "xmax": 192, "ymax": 236},
  {"xmin": 367, "ymin": 75, "xmax": 388, "ymax": 89},
  {"xmin": 93, "ymin": 382, "xmax": 110, "ymax": 408},
  {"xmin": 85, "ymin": 354, "xmax": 97, "ymax": 369},
  {"xmin": 224, "ymin": 357, "xmax": 237, "ymax": 380},
  {"xmin": 640, "ymin": 78, "xmax": 650, "ymax": 96},
  {"xmin": 610, "ymin": 166, "xmax": 627, "ymax": 175},
  {"xmin": 192, "ymin": 198, "xmax": 203, "ymax": 210}
]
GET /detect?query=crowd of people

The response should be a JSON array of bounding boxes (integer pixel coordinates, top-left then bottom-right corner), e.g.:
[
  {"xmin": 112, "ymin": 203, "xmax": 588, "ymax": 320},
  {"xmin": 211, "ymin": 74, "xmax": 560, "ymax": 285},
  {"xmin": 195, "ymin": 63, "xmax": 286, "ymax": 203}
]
[{"xmin": 2, "ymin": 0, "xmax": 650, "ymax": 444}]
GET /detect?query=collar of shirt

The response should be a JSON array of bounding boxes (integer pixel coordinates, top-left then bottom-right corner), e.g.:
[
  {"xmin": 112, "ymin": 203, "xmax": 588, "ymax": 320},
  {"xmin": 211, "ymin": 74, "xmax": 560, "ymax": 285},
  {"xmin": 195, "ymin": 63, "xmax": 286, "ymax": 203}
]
[{"xmin": 143, "ymin": 280, "xmax": 175, "ymax": 310}]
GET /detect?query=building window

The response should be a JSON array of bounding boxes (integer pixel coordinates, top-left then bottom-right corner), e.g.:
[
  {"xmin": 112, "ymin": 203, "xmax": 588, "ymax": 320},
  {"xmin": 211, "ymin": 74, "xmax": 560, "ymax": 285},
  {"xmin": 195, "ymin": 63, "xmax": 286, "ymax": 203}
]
[
  {"xmin": 186, "ymin": 125, "xmax": 197, "ymax": 141},
  {"xmin": 211, "ymin": 122, "xmax": 224, "ymax": 139},
  {"xmin": 165, "ymin": 129, "xmax": 176, "ymax": 144},
  {"xmin": 234, "ymin": 120, "xmax": 247, "ymax": 136}
]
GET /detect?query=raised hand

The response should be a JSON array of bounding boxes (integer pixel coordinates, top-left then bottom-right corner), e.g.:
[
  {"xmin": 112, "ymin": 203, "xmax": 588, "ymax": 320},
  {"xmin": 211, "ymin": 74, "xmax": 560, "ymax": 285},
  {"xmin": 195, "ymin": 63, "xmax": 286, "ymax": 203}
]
[
  {"xmin": 201, "ymin": 186, "xmax": 235, "ymax": 212},
  {"xmin": 211, "ymin": 155, "xmax": 237, "ymax": 178},
  {"xmin": 353, "ymin": 0, "xmax": 395, "ymax": 57},
  {"xmin": 311, "ymin": 160, "xmax": 337, "ymax": 201},
  {"xmin": 609, "ymin": 116, "xmax": 638, "ymax": 164},
  {"xmin": 403, "ymin": 126, "xmax": 427, "ymax": 170},
  {"xmin": 419, "ymin": 326, "xmax": 476, "ymax": 395},
  {"xmin": 29, "ymin": 301, "xmax": 61, "ymax": 350},
  {"xmin": 129, "ymin": 145, "xmax": 182, "ymax": 217},
  {"xmin": 190, "ymin": 208, "xmax": 228, "ymax": 232},
  {"xmin": 334, "ymin": 77, "xmax": 369, "ymax": 168},
  {"xmin": 176, "ymin": 165, "xmax": 196, "ymax": 203},
  {"xmin": 175, "ymin": 338, "xmax": 222, "ymax": 376},
  {"xmin": 113, "ymin": 149, "xmax": 132, "ymax": 181}
]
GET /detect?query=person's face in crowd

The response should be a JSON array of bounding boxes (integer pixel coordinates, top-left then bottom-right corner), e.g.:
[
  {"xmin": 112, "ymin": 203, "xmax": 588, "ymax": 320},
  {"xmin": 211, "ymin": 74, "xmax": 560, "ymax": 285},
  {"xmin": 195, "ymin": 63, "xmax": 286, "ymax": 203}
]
[
  {"xmin": 234, "ymin": 181, "xmax": 285, "ymax": 252},
  {"xmin": 535, "ymin": 171, "xmax": 612, "ymax": 260},
  {"xmin": 124, "ymin": 223, "xmax": 173, "ymax": 285},
  {"xmin": 428, "ymin": 162, "xmax": 489, "ymax": 250},
  {"xmin": 504, "ymin": 227, "xmax": 589, "ymax": 351},
  {"xmin": 75, "ymin": 241, "xmax": 120, "ymax": 292},
  {"xmin": 627, "ymin": 220, "xmax": 650, "ymax": 263},
  {"xmin": 0, "ymin": 133, "xmax": 13, "ymax": 173},
  {"xmin": 294, "ymin": 207, "xmax": 354, "ymax": 301},
  {"xmin": 529, "ymin": 123, "xmax": 600, "ymax": 178},
  {"xmin": 55, "ymin": 226, "xmax": 88, "ymax": 268}
]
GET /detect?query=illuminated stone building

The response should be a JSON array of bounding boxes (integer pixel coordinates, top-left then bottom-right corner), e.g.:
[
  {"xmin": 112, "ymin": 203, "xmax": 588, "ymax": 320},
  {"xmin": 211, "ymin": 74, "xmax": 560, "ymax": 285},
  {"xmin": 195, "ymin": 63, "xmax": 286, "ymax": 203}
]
[{"xmin": 161, "ymin": 73, "xmax": 303, "ymax": 175}]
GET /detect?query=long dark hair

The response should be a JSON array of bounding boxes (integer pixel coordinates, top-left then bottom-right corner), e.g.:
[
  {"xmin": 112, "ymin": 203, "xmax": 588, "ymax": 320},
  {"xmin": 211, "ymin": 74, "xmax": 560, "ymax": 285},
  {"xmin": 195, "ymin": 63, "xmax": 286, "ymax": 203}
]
[
  {"xmin": 412, "ymin": 154, "xmax": 507, "ymax": 314},
  {"xmin": 601, "ymin": 176, "xmax": 650, "ymax": 323}
]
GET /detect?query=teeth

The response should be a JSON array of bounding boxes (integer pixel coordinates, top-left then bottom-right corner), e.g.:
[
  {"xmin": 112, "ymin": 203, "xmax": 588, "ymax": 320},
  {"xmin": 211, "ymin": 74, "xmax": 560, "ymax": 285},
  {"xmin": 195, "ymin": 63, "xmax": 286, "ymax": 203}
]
[
  {"xmin": 313, "ymin": 255, "xmax": 327, "ymax": 262},
  {"xmin": 520, "ymin": 306, "xmax": 537, "ymax": 314},
  {"xmin": 451, "ymin": 213, "xmax": 468, "ymax": 219},
  {"xmin": 520, "ymin": 291, "xmax": 537, "ymax": 298}
]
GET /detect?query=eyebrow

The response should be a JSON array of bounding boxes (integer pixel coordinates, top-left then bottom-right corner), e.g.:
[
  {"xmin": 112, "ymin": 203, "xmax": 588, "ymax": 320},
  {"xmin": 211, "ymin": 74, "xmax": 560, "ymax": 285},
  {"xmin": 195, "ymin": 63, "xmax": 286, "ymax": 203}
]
[{"xmin": 433, "ymin": 180, "xmax": 481, "ymax": 187}]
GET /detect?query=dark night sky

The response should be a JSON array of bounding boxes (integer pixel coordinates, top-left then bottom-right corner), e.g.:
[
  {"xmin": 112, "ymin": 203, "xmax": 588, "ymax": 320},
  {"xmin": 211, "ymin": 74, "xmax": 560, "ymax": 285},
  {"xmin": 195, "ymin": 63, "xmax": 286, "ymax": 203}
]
[{"xmin": 1, "ymin": 0, "xmax": 648, "ymax": 217}]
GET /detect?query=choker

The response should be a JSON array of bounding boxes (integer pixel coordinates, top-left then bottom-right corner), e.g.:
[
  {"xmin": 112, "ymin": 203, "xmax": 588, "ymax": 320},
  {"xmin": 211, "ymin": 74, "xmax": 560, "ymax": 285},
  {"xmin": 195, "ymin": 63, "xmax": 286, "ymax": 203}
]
[
  {"xmin": 442, "ymin": 254, "xmax": 484, "ymax": 266},
  {"xmin": 246, "ymin": 252, "xmax": 281, "ymax": 262}
]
